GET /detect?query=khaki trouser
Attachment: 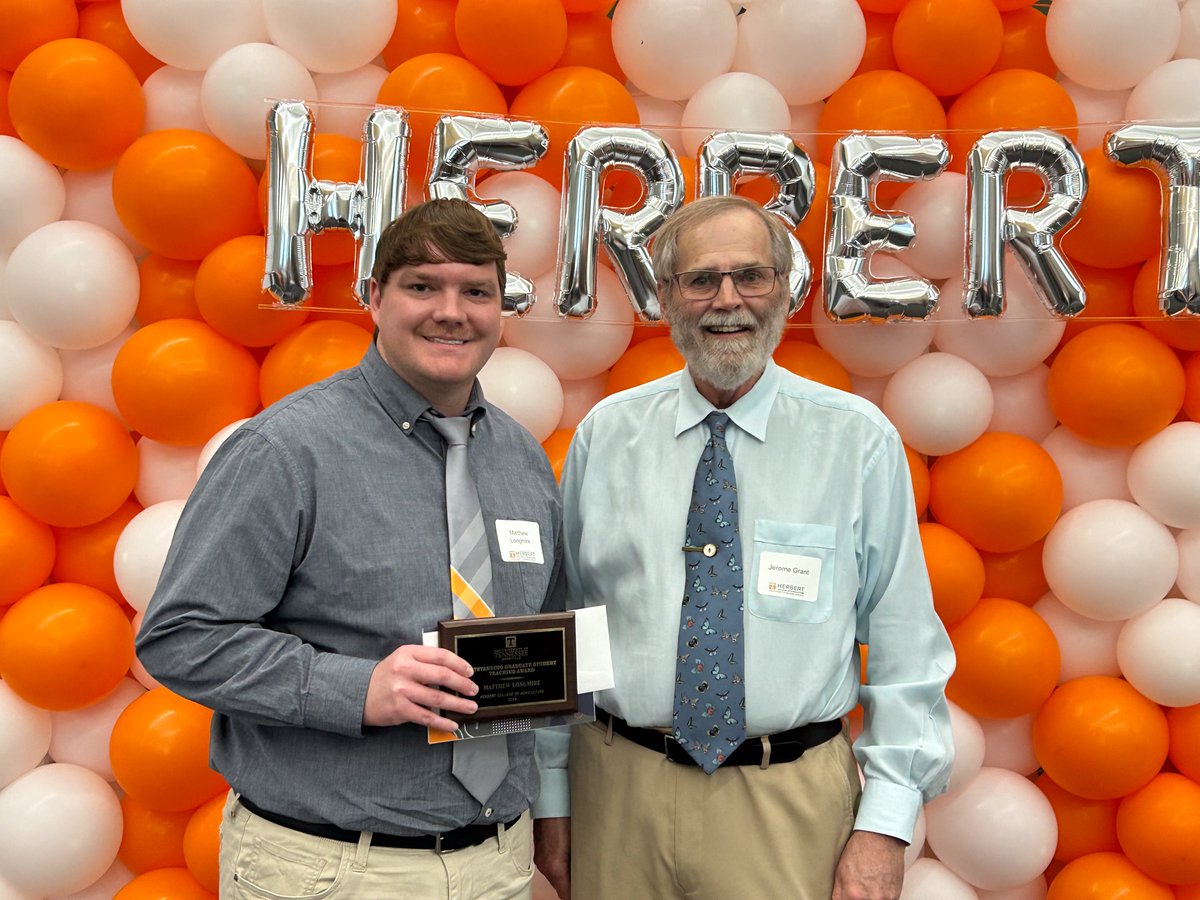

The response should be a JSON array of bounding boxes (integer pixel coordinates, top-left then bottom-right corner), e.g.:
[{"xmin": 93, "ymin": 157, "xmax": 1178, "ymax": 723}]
[
  {"xmin": 219, "ymin": 794, "xmax": 534, "ymax": 899},
  {"xmin": 569, "ymin": 718, "xmax": 860, "ymax": 900}
]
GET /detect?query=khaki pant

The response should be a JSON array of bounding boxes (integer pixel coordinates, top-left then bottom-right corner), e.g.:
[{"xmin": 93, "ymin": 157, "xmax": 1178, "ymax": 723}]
[
  {"xmin": 219, "ymin": 794, "xmax": 533, "ymax": 899},
  {"xmin": 569, "ymin": 719, "xmax": 860, "ymax": 900}
]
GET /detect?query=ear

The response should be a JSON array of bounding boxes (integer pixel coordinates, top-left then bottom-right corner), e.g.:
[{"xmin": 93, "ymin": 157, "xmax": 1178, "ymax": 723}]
[{"xmin": 368, "ymin": 278, "xmax": 384, "ymax": 325}]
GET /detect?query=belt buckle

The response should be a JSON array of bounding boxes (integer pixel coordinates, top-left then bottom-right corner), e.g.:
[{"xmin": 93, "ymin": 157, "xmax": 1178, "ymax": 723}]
[{"xmin": 434, "ymin": 833, "xmax": 446, "ymax": 854}]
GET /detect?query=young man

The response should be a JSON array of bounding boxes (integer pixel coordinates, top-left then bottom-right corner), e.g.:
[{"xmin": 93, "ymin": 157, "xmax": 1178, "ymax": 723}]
[
  {"xmin": 534, "ymin": 195, "xmax": 954, "ymax": 900},
  {"xmin": 138, "ymin": 199, "xmax": 564, "ymax": 898}
]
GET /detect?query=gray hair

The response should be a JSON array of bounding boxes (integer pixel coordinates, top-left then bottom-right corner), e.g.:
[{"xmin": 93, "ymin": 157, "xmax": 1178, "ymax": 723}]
[{"xmin": 651, "ymin": 195, "xmax": 794, "ymax": 287}]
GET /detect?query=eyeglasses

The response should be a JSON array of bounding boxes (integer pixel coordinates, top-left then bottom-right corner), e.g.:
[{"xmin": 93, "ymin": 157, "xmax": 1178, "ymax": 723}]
[{"xmin": 672, "ymin": 266, "xmax": 778, "ymax": 301}]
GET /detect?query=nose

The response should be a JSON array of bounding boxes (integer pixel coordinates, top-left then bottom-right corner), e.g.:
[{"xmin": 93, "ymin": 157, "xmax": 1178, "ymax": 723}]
[
  {"xmin": 710, "ymin": 273, "xmax": 743, "ymax": 310},
  {"xmin": 431, "ymin": 287, "xmax": 467, "ymax": 322}
]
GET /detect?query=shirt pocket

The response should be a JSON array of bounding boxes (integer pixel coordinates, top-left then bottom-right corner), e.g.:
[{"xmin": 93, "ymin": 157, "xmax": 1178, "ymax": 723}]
[
  {"xmin": 493, "ymin": 515, "xmax": 553, "ymax": 614},
  {"xmin": 748, "ymin": 520, "xmax": 837, "ymax": 624}
]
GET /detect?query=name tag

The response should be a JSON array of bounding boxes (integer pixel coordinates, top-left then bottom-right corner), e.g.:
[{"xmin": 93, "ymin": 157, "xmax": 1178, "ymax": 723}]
[
  {"xmin": 495, "ymin": 520, "xmax": 544, "ymax": 564},
  {"xmin": 757, "ymin": 551, "xmax": 822, "ymax": 602}
]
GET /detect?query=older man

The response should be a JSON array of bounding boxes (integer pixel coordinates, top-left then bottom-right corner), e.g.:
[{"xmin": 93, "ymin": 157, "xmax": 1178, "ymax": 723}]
[{"xmin": 533, "ymin": 195, "xmax": 954, "ymax": 900}]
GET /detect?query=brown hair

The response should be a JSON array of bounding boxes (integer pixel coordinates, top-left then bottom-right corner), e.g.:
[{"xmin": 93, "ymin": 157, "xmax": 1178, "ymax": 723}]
[
  {"xmin": 651, "ymin": 195, "xmax": 793, "ymax": 286},
  {"xmin": 372, "ymin": 198, "xmax": 506, "ymax": 289}
]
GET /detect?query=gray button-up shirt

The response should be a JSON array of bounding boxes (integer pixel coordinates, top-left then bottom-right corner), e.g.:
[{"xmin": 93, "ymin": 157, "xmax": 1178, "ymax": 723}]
[{"xmin": 136, "ymin": 344, "xmax": 565, "ymax": 834}]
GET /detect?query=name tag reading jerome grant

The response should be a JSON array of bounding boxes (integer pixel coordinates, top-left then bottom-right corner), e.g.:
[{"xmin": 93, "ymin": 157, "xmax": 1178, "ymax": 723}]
[{"xmin": 438, "ymin": 612, "xmax": 577, "ymax": 722}]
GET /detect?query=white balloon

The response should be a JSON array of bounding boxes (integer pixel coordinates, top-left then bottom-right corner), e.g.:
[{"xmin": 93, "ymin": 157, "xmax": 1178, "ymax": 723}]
[
  {"xmin": 1117, "ymin": 597, "xmax": 1200, "ymax": 706},
  {"xmin": 197, "ymin": 418, "xmax": 250, "ymax": 477},
  {"xmin": 1032, "ymin": 592, "xmax": 1122, "ymax": 682},
  {"xmin": 128, "ymin": 613, "xmax": 164, "ymax": 693},
  {"xmin": 0, "ymin": 321, "xmax": 62, "ymax": 430},
  {"xmin": 1042, "ymin": 498, "xmax": 1178, "ymax": 621},
  {"xmin": 633, "ymin": 95, "xmax": 687, "ymax": 158},
  {"xmin": 881, "ymin": 352, "xmax": 994, "ymax": 457},
  {"xmin": 905, "ymin": 806, "xmax": 927, "ymax": 869},
  {"xmin": 477, "ymin": 348, "xmax": 564, "ymax": 443},
  {"xmin": 0, "ymin": 247, "xmax": 11, "ymax": 320},
  {"xmin": 141, "ymin": 66, "xmax": 211, "ymax": 135},
  {"xmin": 61, "ymin": 168, "xmax": 145, "ymax": 256},
  {"xmin": 733, "ymin": 0, "xmax": 866, "ymax": 106},
  {"xmin": 52, "ymin": 858, "xmax": 134, "ymax": 900},
  {"xmin": 1040, "ymin": 426, "xmax": 1134, "ymax": 512},
  {"xmin": 504, "ymin": 268, "xmax": 634, "ymax": 382},
  {"xmin": 977, "ymin": 876, "xmax": 1048, "ymax": 900},
  {"xmin": 201, "ymin": 42, "xmax": 318, "ymax": 159},
  {"xmin": 0, "ymin": 136, "xmax": 66, "ymax": 251},
  {"xmin": 57, "ymin": 325, "xmax": 135, "ymax": 424},
  {"xmin": 611, "ymin": 0, "xmax": 738, "ymax": 101},
  {"xmin": 1179, "ymin": 528, "xmax": 1200, "ymax": 602},
  {"xmin": 1128, "ymin": 58, "xmax": 1200, "ymax": 121},
  {"xmin": 935, "ymin": 261, "xmax": 1066, "ymax": 377},
  {"xmin": 122, "ymin": 0, "xmax": 270, "ymax": 71},
  {"xmin": 3, "ymin": 221, "xmax": 139, "ymax": 351},
  {"xmin": 558, "ymin": 372, "xmax": 608, "ymax": 431},
  {"xmin": 924, "ymin": 767, "xmax": 1056, "ymax": 892},
  {"xmin": 945, "ymin": 701, "xmax": 985, "ymax": 795},
  {"xmin": 48, "ymin": 679, "xmax": 145, "ymax": 781},
  {"xmin": 313, "ymin": 65, "xmax": 390, "ymax": 140},
  {"xmin": 1057, "ymin": 77, "xmax": 1132, "ymax": 152},
  {"xmin": 898, "ymin": 858, "xmax": 979, "ymax": 900},
  {"xmin": 263, "ymin": 0, "xmax": 395, "ymax": 73},
  {"xmin": 1046, "ymin": 0, "xmax": 1181, "ymax": 91},
  {"xmin": 0, "ymin": 764, "xmax": 122, "ymax": 897},
  {"xmin": 890, "ymin": 172, "xmax": 968, "ymax": 281},
  {"xmin": 0, "ymin": 872, "xmax": 36, "ymax": 900},
  {"xmin": 1178, "ymin": 0, "xmax": 1200, "ymax": 58},
  {"xmin": 680, "ymin": 72, "xmax": 790, "ymax": 158},
  {"xmin": 979, "ymin": 713, "xmax": 1040, "ymax": 776},
  {"xmin": 113, "ymin": 500, "xmax": 188, "ymax": 614},
  {"xmin": 850, "ymin": 373, "xmax": 889, "ymax": 408},
  {"xmin": 1127, "ymin": 422, "xmax": 1200, "ymax": 528},
  {"xmin": 790, "ymin": 101, "xmax": 825, "ymax": 150},
  {"xmin": 134, "ymin": 437, "xmax": 201, "ymax": 507},
  {"xmin": 987, "ymin": 365, "xmax": 1057, "ymax": 443},
  {"xmin": 0, "ymin": 682, "xmax": 52, "ymax": 791},
  {"xmin": 475, "ymin": 173, "xmax": 564, "ymax": 281}
]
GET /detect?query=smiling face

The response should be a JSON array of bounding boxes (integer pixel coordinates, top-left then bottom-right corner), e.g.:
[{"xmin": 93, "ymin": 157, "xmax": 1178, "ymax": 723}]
[
  {"xmin": 369, "ymin": 258, "xmax": 503, "ymax": 415},
  {"xmin": 661, "ymin": 206, "xmax": 787, "ymax": 407}
]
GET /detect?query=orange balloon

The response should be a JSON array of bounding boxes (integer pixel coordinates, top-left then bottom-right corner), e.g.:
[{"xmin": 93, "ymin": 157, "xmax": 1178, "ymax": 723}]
[
  {"xmin": 604, "ymin": 337, "xmax": 685, "ymax": 395},
  {"xmin": 919, "ymin": 522, "xmax": 985, "ymax": 629},
  {"xmin": 380, "ymin": 0, "xmax": 460, "ymax": 69},
  {"xmin": 259, "ymin": 321, "xmax": 373, "ymax": 408},
  {"xmin": 510, "ymin": 66, "xmax": 639, "ymax": 188},
  {"xmin": 1169, "ymin": 704, "xmax": 1200, "ymax": 783},
  {"xmin": 1062, "ymin": 148, "xmax": 1161, "ymax": 270},
  {"xmin": 778, "ymin": 294, "xmax": 818, "ymax": 346},
  {"xmin": 945, "ymin": 69, "xmax": 1077, "ymax": 175},
  {"xmin": 8, "ymin": 38, "xmax": 143, "ymax": 169},
  {"xmin": 797, "ymin": 160, "xmax": 831, "ymax": 284},
  {"xmin": 0, "ymin": 430, "xmax": 7, "ymax": 495},
  {"xmin": 1177, "ymin": 883, "xmax": 1200, "ymax": 900},
  {"xmin": 304, "ymin": 264, "xmax": 374, "ymax": 332},
  {"xmin": 541, "ymin": 428, "xmax": 573, "ymax": 482},
  {"xmin": 994, "ymin": 0, "xmax": 1039, "ymax": 8},
  {"xmin": 1186, "ymin": 352, "xmax": 1200, "ymax": 423},
  {"xmin": 563, "ymin": 0, "xmax": 612, "ymax": 10},
  {"xmin": 1047, "ymin": 852, "xmax": 1174, "ymax": 900},
  {"xmin": 0, "ymin": 0, "xmax": 77, "ymax": 72},
  {"xmin": 137, "ymin": 255, "xmax": 202, "ymax": 325},
  {"xmin": 195, "ymin": 236, "xmax": 310, "ymax": 348},
  {"xmin": 946, "ymin": 596, "xmax": 1060, "ymax": 718},
  {"xmin": 556, "ymin": 12, "xmax": 625, "ymax": 85},
  {"xmin": 0, "ymin": 582, "xmax": 133, "ymax": 710},
  {"xmin": 118, "ymin": 794, "xmax": 189, "ymax": 874},
  {"xmin": 928, "ymin": 432, "xmax": 1063, "ymax": 553},
  {"xmin": 52, "ymin": 498, "xmax": 142, "ymax": 602},
  {"xmin": 112, "ymin": 319, "xmax": 261, "ymax": 446},
  {"xmin": 992, "ymin": 8, "xmax": 1058, "ymax": 78},
  {"xmin": 1116, "ymin": 773, "xmax": 1200, "ymax": 885},
  {"xmin": 771, "ymin": 342, "xmax": 852, "ymax": 392},
  {"xmin": 905, "ymin": 445, "xmax": 930, "ymax": 519},
  {"xmin": 1061, "ymin": 263, "xmax": 1138, "ymax": 343},
  {"xmin": 858, "ymin": 0, "xmax": 907, "ymax": 11},
  {"xmin": 0, "ymin": 495, "xmax": 55, "ymax": 607},
  {"xmin": 817, "ymin": 70, "xmax": 946, "ymax": 164},
  {"xmin": 979, "ymin": 538, "xmax": 1049, "ymax": 607},
  {"xmin": 855, "ymin": 12, "xmax": 897, "ymax": 76},
  {"xmin": 1033, "ymin": 675, "xmax": 1170, "ymax": 800},
  {"xmin": 455, "ymin": 0, "xmax": 567, "ymax": 86},
  {"xmin": 183, "ymin": 794, "xmax": 223, "ymax": 893},
  {"xmin": 110, "ymin": 687, "xmax": 229, "ymax": 812},
  {"xmin": 1133, "ymin": 257, "xmax": 1200, "ymax": 352},
  {"xmin": 0, "ymin": 401, "xmax": 137, "ymax": 528},
  {"xmin": 77, "ymin": 0, "xmax": 163, "ymax": 82},
  {"xmin": 0, "ymin": 70, "xmax": 16, "ymax": 136},
  {"xmin": 113, "ymin": 128, "xmax": 261, "ymax": 261},
  {"xmin": 1037, "ymin": 774, "xmax": 1120, "ymax": 863},
  {"xmin": 114, "ymin": 867, "xmax": 217, "ymax": 900},
  {"xmin": 1047, "ymin": 324, "xmax": 1185, "ymax": 448},
  {"xmin": 893, "ymin": 0, "xmax": 1003, "ymax": 97}
]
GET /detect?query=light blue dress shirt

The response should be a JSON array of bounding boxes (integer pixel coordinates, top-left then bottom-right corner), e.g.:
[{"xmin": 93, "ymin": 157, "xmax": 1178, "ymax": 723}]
[{"xmin": 534, "ymin": 361, "xmax": 954, "ymax": 843}]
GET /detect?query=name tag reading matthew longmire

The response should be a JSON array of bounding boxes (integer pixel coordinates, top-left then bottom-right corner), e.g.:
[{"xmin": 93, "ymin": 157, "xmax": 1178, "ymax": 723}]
[
  {"xmin": 758, "ymin": 551, "xmax": 822, "ymax": 601},
  {"xmin": 495, "ymin": 519, "xmax": 543, "ymax": 564}
]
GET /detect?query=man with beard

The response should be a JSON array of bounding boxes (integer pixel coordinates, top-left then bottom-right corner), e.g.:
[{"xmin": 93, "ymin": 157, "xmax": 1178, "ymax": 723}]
[{"xmin": 531, "ymin": 196, "xmax": 954, "ymax": 900}]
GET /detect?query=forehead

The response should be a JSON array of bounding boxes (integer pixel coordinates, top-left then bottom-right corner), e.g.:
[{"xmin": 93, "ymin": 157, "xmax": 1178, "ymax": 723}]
[
  {"xmin": 675, "ymin": 208, "xmax": 773, "ymax": 269},
  {"xmin": 385, "ymin": 259, "xmax": 501, "ymax": 286}
]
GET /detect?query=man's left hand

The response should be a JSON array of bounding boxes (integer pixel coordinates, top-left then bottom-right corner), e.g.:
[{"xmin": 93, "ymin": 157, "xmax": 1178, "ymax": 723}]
[{"xmin": 832, "ymin": 829, "xmax": 906, "ymax": 900}]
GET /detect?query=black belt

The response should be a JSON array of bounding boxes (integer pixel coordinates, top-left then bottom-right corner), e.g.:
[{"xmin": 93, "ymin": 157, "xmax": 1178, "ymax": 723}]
[
  {"xmin": 596, "ymin": 708, "xmax": 841, "ymax": 767},
  {"xmin": 239, "ymin": 797, "xmax": 520, "ymax": 853}
]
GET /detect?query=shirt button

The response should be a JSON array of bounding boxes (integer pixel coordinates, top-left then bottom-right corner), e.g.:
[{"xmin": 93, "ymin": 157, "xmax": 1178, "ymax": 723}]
[
  {"xmin": 483, "ymin": 807, "xmax": 493, "ymax": 818},
  {"xmin": 401, "ymin": 422, "xmax": 411, "ymax": 431}
]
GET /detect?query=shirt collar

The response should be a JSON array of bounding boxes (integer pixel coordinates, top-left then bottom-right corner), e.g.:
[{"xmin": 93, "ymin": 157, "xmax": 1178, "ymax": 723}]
[
  {"xmin": 358, "ymin": 342, "xmax": 487, "ymax": 435},
  {"xmin": 673, "ymin": 360, "xmax": 779, "ymax": 442}
]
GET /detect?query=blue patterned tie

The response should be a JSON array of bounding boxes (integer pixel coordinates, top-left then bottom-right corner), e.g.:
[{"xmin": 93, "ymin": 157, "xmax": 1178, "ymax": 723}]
[{"xmin": 673, "ymin": 412, "xmax": 747, "ymax": 773}]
